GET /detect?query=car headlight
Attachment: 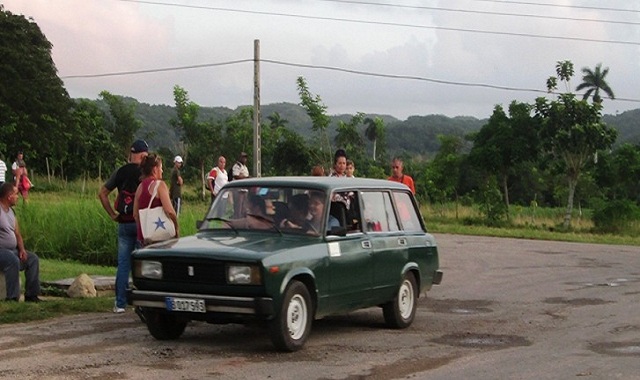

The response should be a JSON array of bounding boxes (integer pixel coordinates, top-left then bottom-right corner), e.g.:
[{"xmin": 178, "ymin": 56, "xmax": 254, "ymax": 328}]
[
  {"xmin": 227, "ymin": 265, "xmax": 261, "ymax": 285},
  {"xmin": 134, "ymin": 260, "xmax": 163, "ymax": 279}
]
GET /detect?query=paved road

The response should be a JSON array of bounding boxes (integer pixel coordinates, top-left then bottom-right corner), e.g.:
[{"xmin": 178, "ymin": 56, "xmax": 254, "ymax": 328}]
[{"xmin": 1, "ymin": 234, "xmax": 639, "ymax": 379}]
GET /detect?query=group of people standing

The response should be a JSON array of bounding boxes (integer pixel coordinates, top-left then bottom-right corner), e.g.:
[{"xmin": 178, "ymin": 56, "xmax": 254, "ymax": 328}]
[
  {"xmin": 0, "ymin": 151, "xmax": 32, "ymax": 203},
  {"xmin": 98, "ymin": 142, "xmax": 253, "ymax": 313},
  {"xmin": 315, "ymin": 148, "xmax": 416, "ymax": 195},
  {"xmin": 98, "ymin": 140, "xmax": 180, "ymax": 313}
]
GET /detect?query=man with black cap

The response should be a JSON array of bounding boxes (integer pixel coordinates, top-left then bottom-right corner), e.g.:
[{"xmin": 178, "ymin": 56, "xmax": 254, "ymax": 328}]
[{"xmin": 98, "ymin": 139, "xmax": 148, "ymax": 313}]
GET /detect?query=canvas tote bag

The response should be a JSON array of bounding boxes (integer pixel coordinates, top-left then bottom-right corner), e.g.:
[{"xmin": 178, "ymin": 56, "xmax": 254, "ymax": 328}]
[{"xmin": 139, "ymin": 180, "xmax": 176, "ymax": 243}]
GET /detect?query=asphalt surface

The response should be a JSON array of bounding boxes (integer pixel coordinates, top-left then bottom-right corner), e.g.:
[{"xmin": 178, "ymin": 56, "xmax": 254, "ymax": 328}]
[{"xmin": 0, "ymin": 234, "xmax": 639, "ymax": 379}]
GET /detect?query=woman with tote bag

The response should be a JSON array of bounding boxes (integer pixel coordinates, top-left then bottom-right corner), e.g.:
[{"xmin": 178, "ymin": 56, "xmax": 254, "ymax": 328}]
[{"xmin": 133, "ymin": 154, "xmax": 179, "ymax": 246}]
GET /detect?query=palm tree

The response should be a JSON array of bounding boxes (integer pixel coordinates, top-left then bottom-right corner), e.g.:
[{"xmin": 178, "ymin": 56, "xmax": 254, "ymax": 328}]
[
  {"xmin": 364, "ymin": 117, "xmax": 383, "ymax": 161},
  {"xmin": 576, "ymin": 63, "xmax": 615, "ymax": 104},
  {"xmin": 266, "ymin": 112, "xmax": 288, "ymax": 129}
]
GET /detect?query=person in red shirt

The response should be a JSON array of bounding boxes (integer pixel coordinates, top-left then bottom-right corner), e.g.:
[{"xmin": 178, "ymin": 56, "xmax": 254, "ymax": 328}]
[{"xmin": 388, "ymin": 157, "xmax": 415, "ymax": 194}]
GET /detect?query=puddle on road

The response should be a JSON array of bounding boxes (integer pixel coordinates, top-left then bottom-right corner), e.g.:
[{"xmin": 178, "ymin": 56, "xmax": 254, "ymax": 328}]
[
  {"xmin": 432, "ymin": 333, "xmax": 531, "ymax": 349},
  {"xmin": 590, "ymin": 341, "xmax": 640, "ymax": 357},
  {"xmin": 428, "ymin": 299, "xmax": 494, "ymax": 314},
  {"xmin": 543, "ymin": 297, "xmax": 612, "ymax": 306}
]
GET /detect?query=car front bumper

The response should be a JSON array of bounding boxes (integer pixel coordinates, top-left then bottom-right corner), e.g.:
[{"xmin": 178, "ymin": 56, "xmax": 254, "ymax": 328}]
[{"xmin": 128, "ymin": 289, "xmax": 274, "ymax": 316}]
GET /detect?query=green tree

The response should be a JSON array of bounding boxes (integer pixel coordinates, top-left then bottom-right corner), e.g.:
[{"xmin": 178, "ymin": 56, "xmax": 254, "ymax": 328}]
[
  {"xmin": 66, "ymin": 99, "xmax": 118, "ymax": 179},
  {"xmin": 535, "ymin": 60, "xmax": 618, "ymax": 228},
  {"xmin": 297, "ymin": 76, "xmax": 332, "ymax": 167},
  {"xmin": 0, "ymin": 6, "xmax": 73, "ymax": 173},
  {"xmin": 335, "ymin": 112, "xmax": 365, "ymax": 165},
  {"xmin": 469, "ymin": 101, "xmax": 540, "ymax": 214},
  {"xmin": 576, "ymin": 63, "xmax": 615, "ymax": 104},
  {"xmin": 100, "ymin": 91, "xmax": 142, "ymax": 159},
  {"xmin": 364, "ymin": 117, "xmax": 384, "ymax": 161},
  {"xmin": 424, "ymin": 135, "xmax": 464, "ymax": 214},
  {"xmin": 266, "ymin": 112, "xmax": 288, "ymax": 129},
  {"xmin": 171, "ymin": 85, "xmax": 222, "ymax": 198}
]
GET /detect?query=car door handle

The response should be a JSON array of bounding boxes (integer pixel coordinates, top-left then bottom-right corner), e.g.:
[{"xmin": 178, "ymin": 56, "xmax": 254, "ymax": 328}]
[
  {"xmin": 361, "ymin": 241, "xmax": 372, "ymax": 249},
  {"xmin": 398, "ymin": 238, "xmax": 407, "ymax": 246}
]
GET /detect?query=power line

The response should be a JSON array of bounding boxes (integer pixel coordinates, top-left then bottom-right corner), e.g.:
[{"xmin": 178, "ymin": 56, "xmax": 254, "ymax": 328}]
[
  {"xmin": 115, "ymin": 0, "xmax": 640, "ymax": 46},
  {"xmin": 469, "ymin": 0, "xmax": 640, "ymax": 14},
  {"xmin": 60, "ymin": 58, "xmax": 640, "ymax": 104},
  {"xmin": 61, "ymin": 59, "xmax": 253, "ymax": 79},
  {"xmin": 317, "ymin": 0, "xmax": 640, "ymax": 26}
]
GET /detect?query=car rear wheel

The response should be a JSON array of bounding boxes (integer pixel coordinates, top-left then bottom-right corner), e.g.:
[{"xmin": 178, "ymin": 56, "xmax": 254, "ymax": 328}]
[
  {"xmin": 143, "ymin": 308, "xmax": 187, "ymax": 340},
  {"xmin": 383, "ymin": 272, "xmax": 417, "ymax": 329},
  {"xmin": 269, "ymin": 280, "xmax": 313, "ymax": 352}
]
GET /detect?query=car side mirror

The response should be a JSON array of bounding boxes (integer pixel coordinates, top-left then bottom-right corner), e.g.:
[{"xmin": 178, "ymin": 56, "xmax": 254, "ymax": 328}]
[{"xmin": 196, "ymin": 220, "xmax": 203, "ymax": 229}]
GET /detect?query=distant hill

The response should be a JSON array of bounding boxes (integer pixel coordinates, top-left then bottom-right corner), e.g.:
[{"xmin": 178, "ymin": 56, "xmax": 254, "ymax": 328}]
[
  {"xmin": 88, "ymin": 98, "xmax": 637, "ymax": 157},
  {"xmin": 603, "ymin": 109, "xmax": 640, "ymax": 146}
]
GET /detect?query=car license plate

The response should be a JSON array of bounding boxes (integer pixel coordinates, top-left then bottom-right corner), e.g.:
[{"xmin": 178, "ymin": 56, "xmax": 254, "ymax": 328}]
[{"xmin": 165, "ymin": 297, "xmax": 206, "ymax": 313}]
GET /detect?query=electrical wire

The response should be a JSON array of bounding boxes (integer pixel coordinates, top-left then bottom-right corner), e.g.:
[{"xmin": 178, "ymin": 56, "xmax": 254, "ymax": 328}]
[{"xmin": 60, "ymin": 58, "xmax": 640, "ymax": 104}]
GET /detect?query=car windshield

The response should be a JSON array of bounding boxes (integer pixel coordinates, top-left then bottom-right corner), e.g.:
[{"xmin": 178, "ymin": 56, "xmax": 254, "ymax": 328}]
[{"xmin": 200, "ymin": 186, "xmax": 329, "ymax": 236}]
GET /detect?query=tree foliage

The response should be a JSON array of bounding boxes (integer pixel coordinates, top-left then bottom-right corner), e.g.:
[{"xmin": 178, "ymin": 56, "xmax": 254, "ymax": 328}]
[
  {"xmin": 536, "ymin": 61, "xmax": 617, "ymax": 227},
  {"xmin": 576, "ymin": 63, "xmax": 615, "ymax": 104},
  {"xmin": 0, "ymin": 6, "xmax": 72, "ymax": 170}
]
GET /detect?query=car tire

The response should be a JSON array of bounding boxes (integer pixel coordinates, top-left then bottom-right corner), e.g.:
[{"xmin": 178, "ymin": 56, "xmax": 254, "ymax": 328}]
[
  {"xmin": 269, "ymin": 280, "xmax": 313, "ymax": 352},
  {"xmin": 383, "ymin": 271, "xmax": 417, "ymax": 329},
  {"xmin": 143, "ymin": 308, "xmax": 187, "ymax": 340}
]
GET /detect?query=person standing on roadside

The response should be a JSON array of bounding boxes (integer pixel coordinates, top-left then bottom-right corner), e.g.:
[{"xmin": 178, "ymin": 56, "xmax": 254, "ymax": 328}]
[
  {"xmin": 170, "ymin": 155, "xmax": 184, "ymax": 214},
  {"xmin": 12, "ymin": 151, "xmax": 31, "ymax": 203},
  {"xmin": 232, "ymin": 152, "xmax": 250, "ymax": 218},
  {"xmin": 0, "ymin": 157, "xmax": 6, "ymax": 186},
  {"xmin": 388, "ymin": 157, "xmax": 416, "ymax": 194},
  {"xmin": 0, "ymin": 182, "xmax": 41, "ymax": 302},
  {"xmin": 207, "ymin": 156, "xmax": 228, "ymax": 203},
  {"xmin": 134, "ymin": 154, "xmax": 179, "ymax": 246},
  {"xmin": 98, "ymin": 139, "xmax": 149, "ymax": 313}
]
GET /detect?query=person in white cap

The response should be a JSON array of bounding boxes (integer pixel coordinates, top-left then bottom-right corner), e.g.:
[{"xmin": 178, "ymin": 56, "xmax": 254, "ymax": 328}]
[{"xmin": 170, "ymin": 155, "xmax": 184, "ymax": 214}]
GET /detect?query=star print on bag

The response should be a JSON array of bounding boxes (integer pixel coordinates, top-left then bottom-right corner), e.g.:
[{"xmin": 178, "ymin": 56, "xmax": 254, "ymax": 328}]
[{"xmin": 154, "ymin": 217, "xmax": 168, "ymax": 231}]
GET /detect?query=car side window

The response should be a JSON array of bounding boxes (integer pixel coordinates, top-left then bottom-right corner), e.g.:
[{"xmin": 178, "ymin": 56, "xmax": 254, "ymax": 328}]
[
  {"xmin": 330, "ymin": 190, "xmax": 361, "ymax": 233},
  {"xmin": 361, "ymin": 191, "xmax": 399, "ymax": 232},
  {"xmin": 392, "ymin": 191, "xmax": 423, "ymax": 231}
]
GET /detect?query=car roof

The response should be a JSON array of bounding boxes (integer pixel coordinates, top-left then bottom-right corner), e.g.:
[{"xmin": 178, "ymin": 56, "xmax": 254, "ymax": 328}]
[{"xmin": 224, "ymin": 176, "xmax": 410, "ymax": 192}]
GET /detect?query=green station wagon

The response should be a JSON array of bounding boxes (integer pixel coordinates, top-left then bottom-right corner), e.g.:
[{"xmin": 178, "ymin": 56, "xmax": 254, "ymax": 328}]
[{"xmin": 128, "ymin": 177, "xmax": 442, "ymax": 351}]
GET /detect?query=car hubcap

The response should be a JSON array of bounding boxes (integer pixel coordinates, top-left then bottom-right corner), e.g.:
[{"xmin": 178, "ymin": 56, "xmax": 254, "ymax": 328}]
[
  {"xmin": 398, "ymin": 279, "xmax": 414, "ymax": 319},
  {"xmin": 287, "ymin": 294, "xmax": 308, "ymax": 340}
]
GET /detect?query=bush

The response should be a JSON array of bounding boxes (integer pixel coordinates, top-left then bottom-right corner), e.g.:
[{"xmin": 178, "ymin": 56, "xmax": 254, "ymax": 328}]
[{"xmin": 591, "ymin": 199, "xmax": 640, "ymax": 234}]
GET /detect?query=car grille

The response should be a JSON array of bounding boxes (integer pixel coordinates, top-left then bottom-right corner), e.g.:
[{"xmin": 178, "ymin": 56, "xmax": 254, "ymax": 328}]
[{"xmin": 161, "ymin": 259, "xmax": 227, "ymax": 285}]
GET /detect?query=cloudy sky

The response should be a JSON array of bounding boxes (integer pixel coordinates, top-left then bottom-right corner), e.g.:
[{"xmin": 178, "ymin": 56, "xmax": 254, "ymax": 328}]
[{"xmin": 4, "ymin": 0, "xmax": 639, "ymax": 120}]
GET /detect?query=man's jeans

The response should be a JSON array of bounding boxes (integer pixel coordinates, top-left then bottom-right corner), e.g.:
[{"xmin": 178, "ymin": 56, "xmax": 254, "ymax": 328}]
[
  {"xmin": 116, "ymin": 222, "xmax": 138, "ymax": 308},
  {"xmin": 0, "ymin": 248, "xmax": 40, "ymax": 300}
]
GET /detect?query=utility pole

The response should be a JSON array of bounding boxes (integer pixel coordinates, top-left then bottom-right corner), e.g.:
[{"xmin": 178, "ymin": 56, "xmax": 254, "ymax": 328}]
[{"xmin": 253, "ymin": 39, "xmax": 261, "ymax": 177}]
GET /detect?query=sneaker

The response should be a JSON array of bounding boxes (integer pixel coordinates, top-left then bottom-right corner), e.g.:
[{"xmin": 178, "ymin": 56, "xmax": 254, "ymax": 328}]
[
  {"xmin": 113, "ymin": 302, "xmax": 126, "ymax": 313},
  {"xmin": 25, "ymin": 296, "xmax": 43, "ymax": 303}
]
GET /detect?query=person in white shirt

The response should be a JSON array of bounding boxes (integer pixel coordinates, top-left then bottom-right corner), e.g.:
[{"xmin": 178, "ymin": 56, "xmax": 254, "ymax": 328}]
[
  {"xmin": 207, "ymin": 156, "xmax": 228, "ymax": 203},
  {"xmin": 231, "ymin": 152, "xmax": 250, "ymax": 218}
]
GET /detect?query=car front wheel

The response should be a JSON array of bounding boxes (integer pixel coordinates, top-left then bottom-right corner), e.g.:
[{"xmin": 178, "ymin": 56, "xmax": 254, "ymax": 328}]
[
  {"xmin": 143, "ymin": 308, "xmax": 188, "ymax": 340},
  {"xmin": 269, "ymin": 280, "xmax": 313, "ymax": 352},
  {"xmin": 383, "ymin": 271, "xmax": 417, "ymax": 329}
]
